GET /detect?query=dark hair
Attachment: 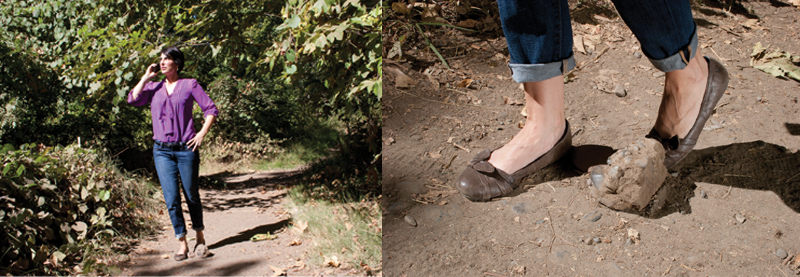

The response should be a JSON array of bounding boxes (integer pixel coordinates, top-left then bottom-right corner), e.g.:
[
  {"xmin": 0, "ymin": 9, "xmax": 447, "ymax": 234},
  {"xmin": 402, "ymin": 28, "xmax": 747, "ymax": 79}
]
[{"xmin": 161, "ymin": 46, "xmax": 185, "ymax": 74}]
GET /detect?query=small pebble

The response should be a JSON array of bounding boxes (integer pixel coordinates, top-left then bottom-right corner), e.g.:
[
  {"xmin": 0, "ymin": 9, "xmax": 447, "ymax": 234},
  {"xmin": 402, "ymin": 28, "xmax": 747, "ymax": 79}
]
[
  {"xmin": 614, "ymin": 84, "xmax": 627, "ymax": 97},
  {"xmin": 653, "ymin": 72, "xmax": 665, "ymax": 77},
  {"xmin": 404, "ymin": 215, "xmax": 417, "ymax": 227},
  {"xmin": 670, "ymin": 172, "xmax": 679, "ymax": 177},
  {"xmin": 625, "ymin": 238, "xmax": 633, "ymax": 246},
  {"xmin": 777, "ymin": 248, "xmax": 788, "ymax": 259},
  {"xmin": 583, "ymin": 211, "xmax": 602, "ymax": 222},
  {"xmin": 634, "ymin": 52, "xmax": 642, "ymax": 59},
  {"xmin": 590, "ymin": 167, "xmax": 604, "ymax": 189},
  {"xmin": 536, "ymin": 220, "xmax": 546, "ymax": 225},
  {"xmin": 593, "ymin": 238, "xmax": 601, "ymax": 244},
  {"xmin": 735, "ymin": 214, "xmax": 746, "ymax": 224},
  {"xmin": 700, "ymin": 190, "xmax": 708, "ymax": 199},
  {"xmin": 586, "ymin": 239, "xmax": 593, "ymax": 245},
  {"xmin": 756, "ymin": 97, "xmax": 762, "ymax": 102}
]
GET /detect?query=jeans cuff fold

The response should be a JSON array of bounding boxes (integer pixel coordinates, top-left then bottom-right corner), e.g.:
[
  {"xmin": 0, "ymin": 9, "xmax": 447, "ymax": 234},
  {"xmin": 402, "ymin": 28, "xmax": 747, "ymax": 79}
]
[
  {"xmin": 508, "ymin": 54, "xmax": 576, "ymax": 83},
  {"xmin": 647, "ymin": 26, "xmax": 698, "ymax": 72}
]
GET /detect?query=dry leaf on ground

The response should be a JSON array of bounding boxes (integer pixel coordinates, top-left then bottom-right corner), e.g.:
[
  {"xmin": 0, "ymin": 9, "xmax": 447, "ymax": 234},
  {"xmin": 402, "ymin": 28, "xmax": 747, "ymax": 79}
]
[
  {"xmin": 750, "ymin": 42, "xmax": 800, "ymax": 81},
  {"xmin": 268, "ymin": 265, "xmax": 286, "ymax": 276},
  {"xmin": 386, "ymin": 67, "xmax": 417, "ymax": 88},
  {"xmin": 293, "ymin": 220, "xmax": 308, "ymax": 234},
  {"xmin": 325, "ymin": 255, "xmax": 341, "ymax": 267}
]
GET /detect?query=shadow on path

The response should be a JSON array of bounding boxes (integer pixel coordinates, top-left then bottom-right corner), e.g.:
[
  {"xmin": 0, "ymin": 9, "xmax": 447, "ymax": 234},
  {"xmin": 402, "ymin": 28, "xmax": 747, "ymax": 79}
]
[
  {"xmin": 131, "ymin": 258, "xmax": 260, "ymax": 276},
  {"xmin": 199, "ymin": 166, "xmax": 307, "ymax": 190},
  {"xmin": 642, "ymin": 140, "xmax": 800, "ymax": 218},
  {"xmin": 511, "ymin": 140, "xmax": 800, "ymax": 219},
  {"xmin": 208, "ymin": 218, "xmax": 291, "ymax": 250}
]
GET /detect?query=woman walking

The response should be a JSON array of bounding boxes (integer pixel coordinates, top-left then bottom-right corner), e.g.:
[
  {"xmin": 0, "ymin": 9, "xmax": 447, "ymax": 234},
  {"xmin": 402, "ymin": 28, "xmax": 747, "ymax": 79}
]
[{"xmin": 127, "ymin": 46, "xmax": 219, "ymax": 261}]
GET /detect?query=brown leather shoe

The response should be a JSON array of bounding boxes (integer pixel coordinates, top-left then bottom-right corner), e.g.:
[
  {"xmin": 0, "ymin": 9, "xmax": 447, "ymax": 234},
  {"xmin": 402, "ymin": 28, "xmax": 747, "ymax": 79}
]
[
  {"xmin": 456, "ymin": 121, "xmax": 572, "ymax": 201},
  {"xmin": 646, "ymin": 56, "xmax": 729, "ymax": 168}
]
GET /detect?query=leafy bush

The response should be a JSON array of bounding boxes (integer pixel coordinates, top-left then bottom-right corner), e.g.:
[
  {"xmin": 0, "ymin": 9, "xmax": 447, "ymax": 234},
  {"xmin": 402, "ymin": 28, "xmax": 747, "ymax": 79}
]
[{"xmin": 0, "ymin": 143, "xmax": 160, "ymax": 275}]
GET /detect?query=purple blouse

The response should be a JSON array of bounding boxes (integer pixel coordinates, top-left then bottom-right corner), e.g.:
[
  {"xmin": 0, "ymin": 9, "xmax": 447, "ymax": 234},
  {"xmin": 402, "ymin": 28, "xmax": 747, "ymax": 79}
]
[{"xmin": 127, "ymin": 79, "xmax": 219, "ymax": 143}]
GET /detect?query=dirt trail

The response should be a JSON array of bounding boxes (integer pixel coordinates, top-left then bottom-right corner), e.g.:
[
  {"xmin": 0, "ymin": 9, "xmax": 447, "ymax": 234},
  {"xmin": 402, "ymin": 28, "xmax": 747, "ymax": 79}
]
[
  {"xmin": 383, "ymin": 2, "xmax": 800, "ymax": 276},
  {"xmin": 119, "ymin": 167, "xmax": 349, "ymax": 276}
]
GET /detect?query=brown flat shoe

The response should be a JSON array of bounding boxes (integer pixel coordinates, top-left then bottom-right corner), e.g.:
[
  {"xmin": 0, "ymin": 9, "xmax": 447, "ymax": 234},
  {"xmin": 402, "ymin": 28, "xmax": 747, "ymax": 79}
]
[
  {"xmin": 646, "ymin": 56, "xmax": 729, "ymax": 168},
  {"xmin": 456, "ymin": 121, "xmax": 572, "ymax": 201}
]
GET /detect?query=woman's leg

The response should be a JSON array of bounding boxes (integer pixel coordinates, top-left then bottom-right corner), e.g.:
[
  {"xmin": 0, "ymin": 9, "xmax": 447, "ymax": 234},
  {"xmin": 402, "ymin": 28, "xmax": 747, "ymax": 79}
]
[
  {"xmin": 153, "ymin": 145, "xmax": 189, "ymax": 257},
  {"xmin": 489, "ymin": 0, "xmax": 572, "ymax": 173},
  {"xmin": 456, "ymin": 0, "xmax": 573, "ymax": 201},
  {"xmin": 176, "ymin": 145, "xmax": 204, "ymax": 240},
  {"xmin": 488, "ymin": 77, "xmax": 565, "ymax": 173},
  {"xmin": 610, "ymin": 0, "xmax": 709, "ymax": 139}
]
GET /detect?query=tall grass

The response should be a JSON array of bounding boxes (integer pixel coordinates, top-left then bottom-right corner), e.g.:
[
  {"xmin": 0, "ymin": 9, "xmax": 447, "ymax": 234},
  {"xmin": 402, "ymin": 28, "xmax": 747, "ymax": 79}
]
[{"xmin": 284, "ymin": 187, "xmax": 382, "ymax": 275}]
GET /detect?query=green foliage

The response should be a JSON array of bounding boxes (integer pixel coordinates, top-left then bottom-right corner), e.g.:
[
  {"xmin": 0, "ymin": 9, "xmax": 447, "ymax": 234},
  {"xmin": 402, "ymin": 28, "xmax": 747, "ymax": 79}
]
[
  {"xmin": 263, "ymin": 0, "xmax": 383, "ymax": 189},
  {"xmin": 0, "ymin": 143, "xmax": 160, "ymax": 275},
  {"xmin": 1, "ymin": 0, "xmax": 381, "ymax": 197}
]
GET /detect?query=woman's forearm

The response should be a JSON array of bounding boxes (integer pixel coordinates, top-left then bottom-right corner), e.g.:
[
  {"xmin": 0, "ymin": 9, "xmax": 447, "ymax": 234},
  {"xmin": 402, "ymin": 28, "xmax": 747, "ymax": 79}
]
[{"xmin": 197, "ymin": 115, "xmax": 216, "ymax": 136}]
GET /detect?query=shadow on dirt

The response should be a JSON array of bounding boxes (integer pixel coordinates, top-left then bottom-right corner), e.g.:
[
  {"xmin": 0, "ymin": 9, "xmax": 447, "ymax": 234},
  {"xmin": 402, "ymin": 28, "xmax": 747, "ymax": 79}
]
[
  {"xmin": 208, "ymin": 219, "xmax": 291, "ymax": 250},
  {"xmin": 129, "ymin": 258, "xmax": 260, "ymax": 276},
  {"xmin": 509, "ymin": 140, "xmax": 800, "ymax": 219},
  {"xmin": 199, "ymin": 166, "xmax": 307, "ymax": 190},
  {"xmin": 642, "ymin": 140, "xmax": 800, "ymax": 218},
  {"xmin": 200, "ymin": 191, "xmax": 284, "ymax": 213}
]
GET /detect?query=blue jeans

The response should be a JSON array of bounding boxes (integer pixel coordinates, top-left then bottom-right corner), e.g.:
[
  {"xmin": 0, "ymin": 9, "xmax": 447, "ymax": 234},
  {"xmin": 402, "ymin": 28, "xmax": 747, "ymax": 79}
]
[
  {"xmin": 499, "ymin": 0, "xmax": 697, "ymax": 82},
  {"xmin": 153, "ymin": 141, "xmax": 204, "ymax": 238}
]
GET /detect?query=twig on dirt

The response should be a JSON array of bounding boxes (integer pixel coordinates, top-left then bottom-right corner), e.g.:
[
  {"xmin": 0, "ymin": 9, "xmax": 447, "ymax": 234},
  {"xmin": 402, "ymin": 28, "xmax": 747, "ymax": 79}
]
[
  {"xmin": 680, "ymin": 264, "xmax": 699, "ymax": 272},
  {"xmin": 719, "ymin": 26, "xmax": 741, "ymax": 37},
  {"xmin": 724, "ymin": 174, "xmax": 751, "ymax": 178},
  {"xmin": 709, "ymin": 47, "xmax": 729, "ymax": 64},
  {"xmin": 443, "ymin": 154, "xmax": 458, "ymax": 169},
  {"xmin": 567, "ymin": 193, "xmax": 579, "ymax": 207},
  {"xmin": 776, "ymin": 264, "xmax": 789, "ymax": 277},
  {"xmin": 484, "ymin": 273, "xmax": 507, "ymax": 277},
  {"xmin": 722, "ymin": 185, "xmax": 733, "ymax": 199},
  {"xmin": 593, "ymin": 46, "xmax": 610, "ymax": 63},
  {"xmin": 452, "ymin": 143, "xmax": 470, "ymax": 153},
  {"xmin": 548, "ymin": 183, "xmax": 556, "ymax": 192},
  {"xmin": 785, "ymin": 172, "xmax": 800, "ymax": 183},
  {"xmin": 412, "ymin": 198, "xmax": 431, "ymax": 205},
  {"xmin": 662, "ymin": 264, "xmax": 672, "ymax": 276},
  {"xmin": 545, "ymin": 209, "xmax": 580, "ymax": 253}
]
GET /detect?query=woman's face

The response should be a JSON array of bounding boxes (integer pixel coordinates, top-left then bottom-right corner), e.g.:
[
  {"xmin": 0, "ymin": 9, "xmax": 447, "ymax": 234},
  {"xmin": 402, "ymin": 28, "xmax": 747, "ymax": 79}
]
[{"xmin": 159, "ymin": 54, "xmax": 178, "ymax": 75}]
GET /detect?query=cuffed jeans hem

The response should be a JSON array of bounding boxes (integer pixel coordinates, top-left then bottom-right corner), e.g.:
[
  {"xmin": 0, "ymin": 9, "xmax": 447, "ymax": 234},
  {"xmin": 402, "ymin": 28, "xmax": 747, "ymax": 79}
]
[
  {"xmin": 176, "ymin": 232, "xmax": 187, "ymax": 239},
  {"xmin": 647, "ymin": 27, "xmax": 698, "ymax": 72},
  {"xmin": 192, "ymin": 226, "xmax": 205, "ymax": 232},
  {"xmin": 509, "ymin": 54, "xmax": 576, "ymax": 83}
]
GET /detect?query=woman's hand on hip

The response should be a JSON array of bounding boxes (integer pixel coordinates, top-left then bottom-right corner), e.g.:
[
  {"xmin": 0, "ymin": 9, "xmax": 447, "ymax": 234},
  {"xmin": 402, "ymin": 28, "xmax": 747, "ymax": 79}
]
[{"xmin": 187, "ymin": 132, "xmax": 206, "ymax": 152}]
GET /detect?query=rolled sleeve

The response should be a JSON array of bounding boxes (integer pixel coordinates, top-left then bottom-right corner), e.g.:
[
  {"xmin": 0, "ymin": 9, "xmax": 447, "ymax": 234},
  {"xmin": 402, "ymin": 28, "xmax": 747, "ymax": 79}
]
[
  {"xmin": 190, "ymin": 79, "xmax": 219, "ymax": 117},
  {"xmin": 127, "ymin": 82, "xmax": 156, "ymax": 106}
]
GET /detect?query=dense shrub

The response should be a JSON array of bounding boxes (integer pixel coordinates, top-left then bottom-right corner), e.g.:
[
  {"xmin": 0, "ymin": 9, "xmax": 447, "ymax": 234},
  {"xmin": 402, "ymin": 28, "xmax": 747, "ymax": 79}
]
[{"xmin": 0, "ymin": 143, "xmax": 160, "ymax": 275}]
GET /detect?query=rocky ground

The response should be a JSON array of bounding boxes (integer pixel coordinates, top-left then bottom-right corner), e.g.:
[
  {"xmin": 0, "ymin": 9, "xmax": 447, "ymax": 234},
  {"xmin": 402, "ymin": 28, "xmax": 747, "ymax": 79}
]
[{"xmin": 383, "ymin": 1, "xmax": 800, "ymax": 276}]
